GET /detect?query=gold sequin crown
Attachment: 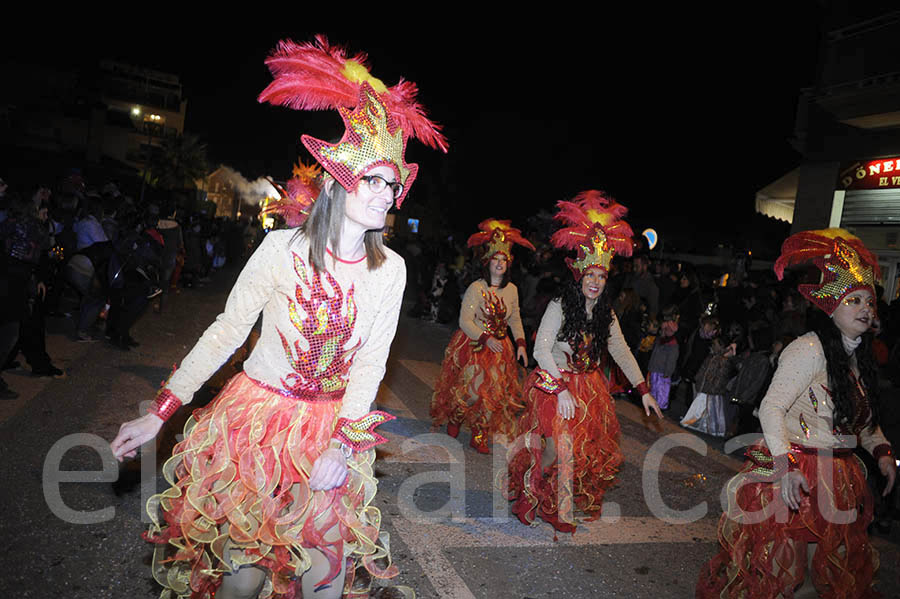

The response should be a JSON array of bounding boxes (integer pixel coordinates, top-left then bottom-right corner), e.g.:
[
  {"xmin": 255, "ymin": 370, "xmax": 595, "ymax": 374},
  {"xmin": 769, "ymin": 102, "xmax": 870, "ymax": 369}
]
[
  {"xmin": 549, "ymin": 190, "xmax": 634, "ymax": 280},
  {"xmin": 467, "ymin": 219, "xmax": 535, "ymax": 262},
  {"xmin": 257, "ymin": 35, "xmax": 447, "ymax": 207},
  {"xmin": 774, "ymin": 228, "xmax": 881, "ymax": 315}
]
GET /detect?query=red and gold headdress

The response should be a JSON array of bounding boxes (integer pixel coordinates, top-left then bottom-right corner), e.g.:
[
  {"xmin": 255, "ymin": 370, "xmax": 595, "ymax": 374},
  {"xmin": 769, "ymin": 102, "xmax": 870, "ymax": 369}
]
[
  {"xmin": 260, "ymin": 161, "xmax": 323, "ymax": 228},
  {"xmin": 549, "ymin": 190, "xmax": 634, "ymax": 280},
  {"xmin": 257, "ymin": 35, "xmax": 447, "ymax": 207},
  {"xmin": 467, "ymin": 219, "xmax": 535, "ymax": 262},
  {"xmin": 774, "ymin": 228, "xmax": 881, "ymax": 315}
]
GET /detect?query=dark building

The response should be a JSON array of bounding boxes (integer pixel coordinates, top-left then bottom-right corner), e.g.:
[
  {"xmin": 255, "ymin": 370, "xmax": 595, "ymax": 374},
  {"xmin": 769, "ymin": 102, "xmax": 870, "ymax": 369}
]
[
  {"xmin": 756, "ymin": 9, "xmax": 900, "ymax": 303},
  {"xmin": 0, "ymin": 59, "xmax": 187, "ymax": 185}
]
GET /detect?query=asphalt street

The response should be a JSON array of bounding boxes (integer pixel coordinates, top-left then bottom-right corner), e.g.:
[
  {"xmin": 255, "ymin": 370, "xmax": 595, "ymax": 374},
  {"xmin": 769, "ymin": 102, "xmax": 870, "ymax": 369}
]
[{"xmin": 1, "ymin": 266, "xmax": 898, "ymax": 599}]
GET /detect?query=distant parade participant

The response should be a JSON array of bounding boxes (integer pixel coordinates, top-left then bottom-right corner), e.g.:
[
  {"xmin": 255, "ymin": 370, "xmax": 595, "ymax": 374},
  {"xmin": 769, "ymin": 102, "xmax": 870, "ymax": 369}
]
[
  {"xmin": 507, "ymin": 191, "xmax": 662, "ymax": 532},
  {"xmin": 697, "ymin": 229, "xmax": 895, "ymax": 598},
  {"xmin": 431, "ymin": 219, "xmax": 534, "ymax": 453},
  {"xmin": 110, "ymin": 36, "xmax": 446, "ymax": 599}
]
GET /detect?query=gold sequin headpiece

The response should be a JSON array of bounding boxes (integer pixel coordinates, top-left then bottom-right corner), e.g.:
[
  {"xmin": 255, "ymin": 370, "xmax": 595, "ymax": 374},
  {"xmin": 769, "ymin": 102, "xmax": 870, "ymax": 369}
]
[
  {"xmin": 774, "ymin": 228, "xmax": 881, "ymax": 315},
  {"xmin": 257, "ymin": 35, "xmax": 447, "ymax": 207},
  {"xmin": 549, "ymin": 190, "xmax": 634, "ymax": 280},
  {"xmin": 467, "ymin": 219, "xmax": 535, "ymax": 262}
]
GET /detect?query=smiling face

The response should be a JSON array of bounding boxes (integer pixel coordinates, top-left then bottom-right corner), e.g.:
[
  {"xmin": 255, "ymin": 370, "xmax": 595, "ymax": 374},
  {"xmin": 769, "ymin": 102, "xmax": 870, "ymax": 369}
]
[
  {"xmin": 832, "ymin": 288, "xmax": 876, "ymax": 339},
  {"xmin": 489, "ymin": 253, "xmax": 508, "ymax": 279},
  {"xmin": 580, "ymin": 267, "xmax": 607, "ymax": 302},
  {"xmin": 343, "ymin": 165, "xmax": 396, "ymax": 231}
]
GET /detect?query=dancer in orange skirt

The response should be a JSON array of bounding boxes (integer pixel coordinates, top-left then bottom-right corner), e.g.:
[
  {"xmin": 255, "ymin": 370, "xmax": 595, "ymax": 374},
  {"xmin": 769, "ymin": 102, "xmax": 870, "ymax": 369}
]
[
  {"xmin": 110, "ymin": 36, "xmax": 447, "ymax": 599},
  {"xmin": 432, "ymin": 219, "xmax": 534, "ymax": 453},
  {"xmin": 507, "ymin": 191, "xmax": 662, "ymax": 532},
  {"xmin": 697, "ymin": 229, "xmax": 895, "ymax": 598}
]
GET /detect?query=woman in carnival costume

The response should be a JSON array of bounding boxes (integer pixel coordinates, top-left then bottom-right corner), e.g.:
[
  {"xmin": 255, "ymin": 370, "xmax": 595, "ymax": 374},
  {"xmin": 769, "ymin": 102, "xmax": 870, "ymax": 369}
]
[
  {"xmin": 110, "ymin": 36, "xmax": 446, "ymax": 599},
  {"xmin": 697, "ymin": 229, "xmax": 896, "ymax": 598},
  {"xmin": 506, "ymin": 191, "xmax": 662, "ymax": 532},
  {"xmin": 431, "ymin": 219, "xmax": 534, "ymax": 453}
]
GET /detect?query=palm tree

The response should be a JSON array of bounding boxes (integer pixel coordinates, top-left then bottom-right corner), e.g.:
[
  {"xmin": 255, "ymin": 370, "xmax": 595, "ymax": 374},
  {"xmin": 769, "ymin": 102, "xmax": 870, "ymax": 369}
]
[{"xmin": 146, "ymin": 133, "xmax": 208, "ymax": 191}]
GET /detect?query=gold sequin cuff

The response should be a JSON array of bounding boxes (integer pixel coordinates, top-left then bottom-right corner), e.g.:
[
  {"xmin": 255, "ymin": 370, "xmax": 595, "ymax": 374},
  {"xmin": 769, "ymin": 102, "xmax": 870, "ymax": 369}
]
[
  {"xmin": 873, "ymin": 444, "xmax": 893, "ymax": 460},
  {"xmin": 533, "ymin": 368, "xmax": 567, "ymax": 395},
  {"xmin": 332, "ymin": 410, "xmax": 396, "ymax": 451},
  {"xmin": 149, "ymin": 389, "xmax": 182, "ymax": 422},
  {"xmin": 744, "ymin": 449, "xmax": 798, "ymax": 481}
]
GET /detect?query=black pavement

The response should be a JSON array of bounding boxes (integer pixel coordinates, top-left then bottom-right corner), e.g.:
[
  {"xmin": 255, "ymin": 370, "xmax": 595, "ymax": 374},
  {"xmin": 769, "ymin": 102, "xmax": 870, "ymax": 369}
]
[{"xmin": 1, "ymin": 271, "xmax": 898, "ymax": 599}]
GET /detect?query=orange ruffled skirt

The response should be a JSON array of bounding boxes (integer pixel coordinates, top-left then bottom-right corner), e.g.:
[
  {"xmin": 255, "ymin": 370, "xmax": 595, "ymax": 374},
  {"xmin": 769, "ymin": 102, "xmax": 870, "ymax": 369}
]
[
  {"xmin": 697, "ymin": 442, "xmax": 880, "ymax": 598},
  {"xmin": 431, "ymin": 329, "xmax": 524, "ymax": 437},
  {"xmin": 144, "ymin": 373, "xmax": 397, "ymax": 599},
  {"xmin": 506, "ymin": 368, "xmax": 622, "ymax": 531}
]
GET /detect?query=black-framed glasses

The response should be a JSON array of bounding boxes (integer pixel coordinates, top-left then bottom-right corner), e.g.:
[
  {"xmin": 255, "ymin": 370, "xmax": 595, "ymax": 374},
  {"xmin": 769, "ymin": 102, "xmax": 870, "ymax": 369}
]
[{"xmin": 360, "ymin": 174, "xmax": 404, "ymax": 200}]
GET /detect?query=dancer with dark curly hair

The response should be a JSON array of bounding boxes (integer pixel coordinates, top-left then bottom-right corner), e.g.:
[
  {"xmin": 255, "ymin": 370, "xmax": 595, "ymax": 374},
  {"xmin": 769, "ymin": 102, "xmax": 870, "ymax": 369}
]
[
  {"xmin": 697, "ymin": 228, "xmax": 895, "ymax": 598},
  {"xmin": 506, "ymin": 191, "xmax": 661, "ymax": 532},
  {"xmin": 431, "ymin": 219, "xmax": 534, "ymax": 453}
]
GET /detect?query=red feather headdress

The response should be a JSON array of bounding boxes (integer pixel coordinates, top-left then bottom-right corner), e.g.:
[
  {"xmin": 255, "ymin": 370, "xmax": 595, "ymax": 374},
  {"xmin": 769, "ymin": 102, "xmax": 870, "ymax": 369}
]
[
  {"xmin": 467, "ymin": 219, "xmax": 535, "ymax": 262},
  {"xmin": 774, "ymin": 228, "xmax": 881, "ymax": 315},
  {"xmin": 259, "ymin": 161, "xmax": 322, "ymax": 228},
  {"xmin": 257, "ymin": 35, "xmax": 447, "ymax": 206},
  {"xmin": 550, "ymin": 190, "xmax": 633, "ymax": 279}
]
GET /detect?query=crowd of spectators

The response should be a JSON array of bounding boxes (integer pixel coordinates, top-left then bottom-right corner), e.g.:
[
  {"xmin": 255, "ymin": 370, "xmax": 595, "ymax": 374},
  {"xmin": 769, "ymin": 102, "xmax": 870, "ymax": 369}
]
[
  {"xmin": 398, "ymin": 225, "xmax": 900, "ymax": 453},
  {"xmin": 0, "ymin": 171, "xmax": 260, "ymax": 400}
]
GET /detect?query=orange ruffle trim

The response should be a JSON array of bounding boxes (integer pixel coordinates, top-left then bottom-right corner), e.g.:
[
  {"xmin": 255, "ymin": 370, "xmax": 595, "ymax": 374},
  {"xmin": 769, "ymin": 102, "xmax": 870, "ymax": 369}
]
[
  {"xmin": 143, "ymin": 373, "xmax": 398, "ymax": 599},
  {"xmin": 431, "ymin": 329, "xmax": 524, "ymax": 437},
  {"xmin": 697, "ymin": 442, "xmax": 880, "ymax": 598},
  {"xmin": 506, "ymin": 368, "xmax": 622, "ymax": 532}
]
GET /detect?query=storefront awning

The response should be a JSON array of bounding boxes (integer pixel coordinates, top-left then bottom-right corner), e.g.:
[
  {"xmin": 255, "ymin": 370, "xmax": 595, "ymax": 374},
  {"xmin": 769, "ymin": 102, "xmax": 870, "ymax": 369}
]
[{"xmin": 755, "ymin": 168, "xmax": 798, "ymax": 223}]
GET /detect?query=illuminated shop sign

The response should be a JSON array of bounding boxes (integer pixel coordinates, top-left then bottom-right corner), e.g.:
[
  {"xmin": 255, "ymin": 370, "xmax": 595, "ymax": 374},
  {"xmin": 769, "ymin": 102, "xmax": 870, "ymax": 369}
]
[{"xmin": 839, "ymin": 157, "xmax": 900, "ymax": 190}]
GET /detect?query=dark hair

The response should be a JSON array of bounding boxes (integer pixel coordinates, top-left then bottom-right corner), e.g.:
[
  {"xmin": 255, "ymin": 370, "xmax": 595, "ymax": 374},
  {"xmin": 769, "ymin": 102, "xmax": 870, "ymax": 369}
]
[
  {"xmin": 299, "ymin": 180, "xmax": 387, "ymax": 272},
  {"xmin": 557, "ymin": 276, "xmax": 614, "ymax": 363},
  {"xmin": 480, "ymin": 256, "xmax": 511, "ymax": 289},
  {"xmin": 812, "ymin": 314, "xmax": 880, "ymax": 433}
]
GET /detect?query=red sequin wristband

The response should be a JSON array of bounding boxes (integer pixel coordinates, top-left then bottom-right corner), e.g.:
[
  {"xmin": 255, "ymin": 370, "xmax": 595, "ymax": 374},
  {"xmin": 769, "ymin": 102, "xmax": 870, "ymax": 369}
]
[
  {"xmin": 515, "ymin": 338, "xmax": 526, "ymax": 350},
  {"xmin": 634, "ymin": 381, "xmax": 650, "ymax": 396},
  {"xmin": 149, "ymin": 389, "xmax": 182, "ymax": 422},
  {"xmin": 533, "ymin": 368, "xmax": 567, "ymax": 395},
  {"xmin": 873, "ymin": 444, "xmax": 893, "ymax": 460},
  {"xmin": 332, "ymin": 411, "xmax": 397, "ymax": 452}
]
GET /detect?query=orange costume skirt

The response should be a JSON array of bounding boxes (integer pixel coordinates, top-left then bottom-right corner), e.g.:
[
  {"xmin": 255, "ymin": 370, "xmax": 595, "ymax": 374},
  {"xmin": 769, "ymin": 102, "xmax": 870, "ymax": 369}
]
[
  {"xmin": 144, "ymin": 373, "xmax": 397, "ymax": 599},
  {"xmin": 697, "ymin": 443, "xmax": 880, "ymax": 598},
  {"xmin": 431, "ymin": 329, "xmax": 524, "ymax": 438},
  {"xmin": 506, "ymin": 367, "xmax": 622, "ymax": 532}
]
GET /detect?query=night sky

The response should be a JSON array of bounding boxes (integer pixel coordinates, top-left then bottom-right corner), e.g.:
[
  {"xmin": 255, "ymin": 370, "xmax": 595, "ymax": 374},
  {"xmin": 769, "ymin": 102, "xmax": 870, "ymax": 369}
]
[{"xmin": 4, "ymin": 7, "xmax": 829, "ymax": 250}]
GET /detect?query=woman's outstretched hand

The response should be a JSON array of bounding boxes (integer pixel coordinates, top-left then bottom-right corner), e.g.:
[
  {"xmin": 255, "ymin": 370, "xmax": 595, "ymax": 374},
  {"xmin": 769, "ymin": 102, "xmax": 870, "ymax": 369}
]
[
  {"xmin": 309, "ymin": 447, "xmax": 348, "ymax": 491},
  {"xmin": 110, "ymin": 413, "xmax": 164, "ymax": 461},
  {"xmin": 516, "ymin": 346, "xmax": 527, "ymax": 366},
  {"xmin": 557, "ymin": 389, "xmax": 576, "ymax": 420},
  {"xmin": 780, "ymin": 470, "xmax": 810, "ymax": 510},
  {"xmin": 641, "ymin": 393, "xmax": 663, "ymax": 419}
]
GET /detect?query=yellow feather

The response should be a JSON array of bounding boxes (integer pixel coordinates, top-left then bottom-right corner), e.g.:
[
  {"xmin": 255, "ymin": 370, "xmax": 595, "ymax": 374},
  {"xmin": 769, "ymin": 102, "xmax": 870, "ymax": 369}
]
[{"xmin": 341, "ymin": 60, "xmax": 388, "ymax": 94}]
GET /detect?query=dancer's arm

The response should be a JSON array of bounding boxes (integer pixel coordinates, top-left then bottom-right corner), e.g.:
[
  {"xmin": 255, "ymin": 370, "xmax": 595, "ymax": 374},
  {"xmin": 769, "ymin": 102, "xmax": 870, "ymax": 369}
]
[
  {"xmin": 111, "ymin": 231, "xmax": 282, "ymax": 460},
  {"xmin": 506, "ymin": 283, "xmax": 527, "ymax": 364},
  {"xmin": 608, "ymin": 312, "xmax": 662, "ymax": 418},
  {"xmin": 458, "ymin": 281, "xmax": 488, "ymax": 342}
]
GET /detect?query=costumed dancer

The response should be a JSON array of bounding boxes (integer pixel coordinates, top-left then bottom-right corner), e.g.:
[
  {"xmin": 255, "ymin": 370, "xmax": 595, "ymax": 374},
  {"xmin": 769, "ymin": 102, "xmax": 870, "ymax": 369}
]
[
  {"xmin": 697, "ymin": 229, "xmax": 896, "ymax": 598},
  {"xmin": 431, "ymin": 219, "xmax": 534, "ymax": 453},
  {"xmin": 110, "ymin": 35, "xmax": 446, "ymax": 599},
  {"xmin": 506, "ymin": 191, "xmax": 662, "ymax": 532}
]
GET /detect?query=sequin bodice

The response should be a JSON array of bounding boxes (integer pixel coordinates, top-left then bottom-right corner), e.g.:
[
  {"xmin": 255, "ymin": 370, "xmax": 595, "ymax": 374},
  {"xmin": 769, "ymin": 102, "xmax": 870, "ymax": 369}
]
[{"xmin": 165, "ymin": 229, "xmax": 406, "ymax": 421}]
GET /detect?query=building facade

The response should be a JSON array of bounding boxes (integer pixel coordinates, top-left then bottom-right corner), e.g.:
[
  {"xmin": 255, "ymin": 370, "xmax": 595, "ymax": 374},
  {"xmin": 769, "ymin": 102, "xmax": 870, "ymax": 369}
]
[{"xmin": 756, "ymin": 10, "xmax": 900, "ymax": 302}]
